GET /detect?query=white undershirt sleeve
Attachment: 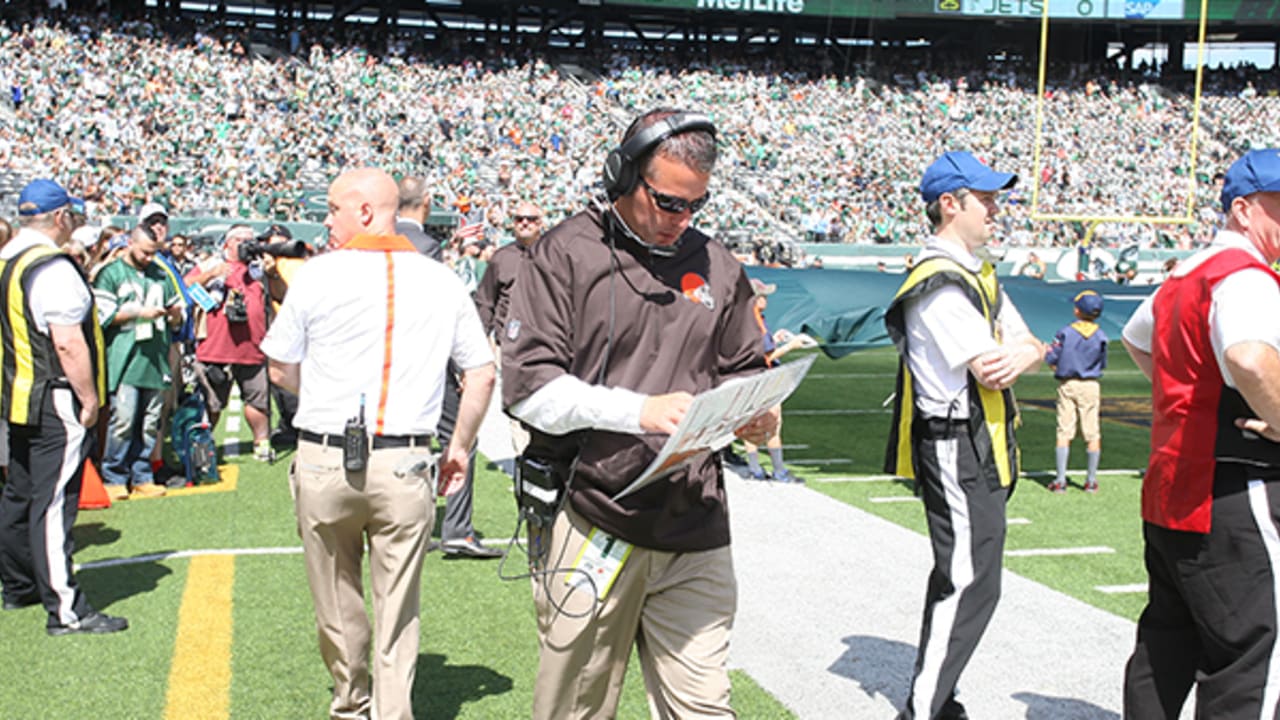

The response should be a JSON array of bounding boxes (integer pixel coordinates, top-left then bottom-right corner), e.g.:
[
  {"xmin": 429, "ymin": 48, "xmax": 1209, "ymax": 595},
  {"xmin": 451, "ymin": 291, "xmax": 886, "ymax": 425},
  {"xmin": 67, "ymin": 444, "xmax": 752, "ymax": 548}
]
[{"xmin": 508, "ymin": 374, "xmax": 647, "ymax": 435}]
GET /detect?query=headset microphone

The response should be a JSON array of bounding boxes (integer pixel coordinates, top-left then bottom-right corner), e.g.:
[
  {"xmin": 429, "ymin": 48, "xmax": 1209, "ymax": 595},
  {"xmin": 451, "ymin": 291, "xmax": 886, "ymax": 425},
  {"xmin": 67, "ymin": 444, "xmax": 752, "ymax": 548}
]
[{"xmin": 599, "ymin": 196, "xmax": 679, "ymax": 259}]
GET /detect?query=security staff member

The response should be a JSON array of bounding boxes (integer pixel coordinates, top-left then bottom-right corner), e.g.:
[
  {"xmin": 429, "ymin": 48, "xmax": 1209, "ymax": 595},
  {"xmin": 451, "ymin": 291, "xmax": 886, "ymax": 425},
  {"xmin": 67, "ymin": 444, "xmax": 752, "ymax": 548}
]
[
  {"xmin": 502, "ymin": 109, "xmax": 778, "ymax": 719},
  {"xmin": 395, "ymin": 175, "xmax": 501, "ymax": 558},
  {"xmin": 263, "ymin": 168, "xmax": 494, "ymax": 719},
  {"xmin": 474, "ymin": 200, "xmax": 544, "ymax": 343},
  {"xmin": 475, "ymin": 200, "xmax": 543, "ymax": 456},
  {"xmin": 0, "ymin": 179, "xmax": 127, "ymax": 635},
  {"xmin": 883, "ymin": 152, "xmax": 1042, "ymax": 720},
  {"xmin": 1121, "ymin": 148, "xmax": 1280, "ymax": 719}
]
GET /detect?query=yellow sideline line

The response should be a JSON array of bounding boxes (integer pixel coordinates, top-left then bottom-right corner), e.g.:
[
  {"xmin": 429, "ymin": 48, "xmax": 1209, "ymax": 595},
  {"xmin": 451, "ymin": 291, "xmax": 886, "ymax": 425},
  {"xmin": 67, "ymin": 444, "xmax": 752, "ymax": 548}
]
[
  {"xmin": 164, "ymin": 554, "xmax": 235, "ymax": 720},
  {"xmin": 163, "ymin": 464, "xmax": 239, "ymax": 498}
]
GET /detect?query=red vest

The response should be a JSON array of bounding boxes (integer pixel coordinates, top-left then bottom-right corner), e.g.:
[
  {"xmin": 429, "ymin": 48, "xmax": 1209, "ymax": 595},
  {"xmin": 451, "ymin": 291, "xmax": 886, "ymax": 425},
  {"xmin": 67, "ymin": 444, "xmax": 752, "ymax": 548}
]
[{"xmin": 1146, "ymin": 248, "xmax": 1280, "ymax": 532}]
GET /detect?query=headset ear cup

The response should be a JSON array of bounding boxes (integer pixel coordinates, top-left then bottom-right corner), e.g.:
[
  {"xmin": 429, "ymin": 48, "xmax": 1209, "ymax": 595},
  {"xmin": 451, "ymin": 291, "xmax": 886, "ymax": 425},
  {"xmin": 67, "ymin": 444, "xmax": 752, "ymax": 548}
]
[{"xmin": 603, "ymin": 149, "xmax": 631, "ymax": 199}]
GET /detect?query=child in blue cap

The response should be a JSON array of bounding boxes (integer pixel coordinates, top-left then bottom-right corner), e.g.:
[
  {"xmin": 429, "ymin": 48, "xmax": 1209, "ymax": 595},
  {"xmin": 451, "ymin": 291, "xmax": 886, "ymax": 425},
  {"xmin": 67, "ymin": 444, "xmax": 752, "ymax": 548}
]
[{"xmin": 1046, "ymin": 290, "xmax": 1108, "ymax": 492}]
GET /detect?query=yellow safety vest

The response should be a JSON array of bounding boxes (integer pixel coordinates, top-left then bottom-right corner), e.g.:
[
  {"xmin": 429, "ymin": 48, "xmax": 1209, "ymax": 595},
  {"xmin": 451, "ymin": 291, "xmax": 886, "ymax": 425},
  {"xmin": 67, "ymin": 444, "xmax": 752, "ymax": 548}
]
[
  {"xmin": 0, "ymin": 244, "xmax": 106, "ymax": 426},
  {"xmin": 882, "ymin": 256, "xmax": 1020, "ymax": 489}
]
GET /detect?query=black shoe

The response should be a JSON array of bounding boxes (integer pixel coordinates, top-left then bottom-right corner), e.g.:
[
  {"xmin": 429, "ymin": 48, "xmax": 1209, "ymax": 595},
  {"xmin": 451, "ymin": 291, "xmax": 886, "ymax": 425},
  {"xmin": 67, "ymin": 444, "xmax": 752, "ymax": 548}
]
[
  {"xmin": 270, "ymin": 430, "xmax": 298, "ymax": 450},
  {"xmin": 3, "ymin": 594, "xmax": 40, "ymax": 611},
  {"xmin": 940, "ymin": 696, "xmax": 969, "ymax": 720},
  {"xmin": 441, "ymin": 535, "xmax": 503, "ymax": 559},
  {"xmin": 47, "ymin": 611, "xmax": 129, "ymax": 636},
  {"xmin": 719, "ymin": 448, "xmax": 748, "ymax": 469}
]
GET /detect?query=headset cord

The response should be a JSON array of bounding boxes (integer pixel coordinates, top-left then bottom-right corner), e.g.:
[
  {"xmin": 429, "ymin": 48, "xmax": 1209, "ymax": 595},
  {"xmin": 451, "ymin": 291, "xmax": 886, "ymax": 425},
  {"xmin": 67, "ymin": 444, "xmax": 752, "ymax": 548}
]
[{"xmin": 492, "ymin": 199, "xmax": 623, "ymax": 622}]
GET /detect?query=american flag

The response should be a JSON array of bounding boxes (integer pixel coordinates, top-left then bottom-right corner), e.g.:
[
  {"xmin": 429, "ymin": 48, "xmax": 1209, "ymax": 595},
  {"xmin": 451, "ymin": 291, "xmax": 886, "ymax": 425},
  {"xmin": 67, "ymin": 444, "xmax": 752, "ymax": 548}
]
[{"xmin": 456, "ymin": 222, "xmax": 485, "ymax": 241}]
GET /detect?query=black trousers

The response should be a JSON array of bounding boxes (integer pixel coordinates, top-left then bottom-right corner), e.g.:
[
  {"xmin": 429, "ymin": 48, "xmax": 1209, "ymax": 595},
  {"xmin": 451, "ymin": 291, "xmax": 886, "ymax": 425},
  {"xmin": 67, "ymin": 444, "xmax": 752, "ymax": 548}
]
[
  {"xmin": 901, "ymin": 422, "xmax": 1009, "ymax": 720},
  {"xmin": 0, "ymin": 387, "xmax": 96, "ymax": 627},
  {"xmin": 271, "ymin": 383, "xmax": 298, "ymax": 435},
  {"xmin": 1125, "ymin": 464, "xmax": 1280, "ymax": 720},
  {"xmin": 436, "ymin": 367, "xmax": 476, "ymax": 542}
]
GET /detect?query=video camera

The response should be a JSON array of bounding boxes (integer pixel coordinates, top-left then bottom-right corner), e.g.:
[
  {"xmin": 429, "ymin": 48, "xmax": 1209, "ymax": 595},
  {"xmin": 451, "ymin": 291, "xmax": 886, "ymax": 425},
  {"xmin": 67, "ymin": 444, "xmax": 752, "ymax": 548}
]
[{"xmin": 236, "ymin": 239, "xmax": 309, "ymax": 263}]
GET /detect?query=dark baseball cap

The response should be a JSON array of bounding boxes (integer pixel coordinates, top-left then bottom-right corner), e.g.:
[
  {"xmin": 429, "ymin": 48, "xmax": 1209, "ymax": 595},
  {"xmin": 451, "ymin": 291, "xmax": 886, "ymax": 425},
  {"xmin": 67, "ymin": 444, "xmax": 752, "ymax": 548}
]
[
  {"xmin": 919, "ymin": 151, "xmax": 1017, "ymax": 203},
  {"xmin": 257, "ymin": 223, "xmax": 293, "ymax": 241},
  {"xmin": 1074, "ymin": 290, "xmax": 1103, "ymax": 317}
]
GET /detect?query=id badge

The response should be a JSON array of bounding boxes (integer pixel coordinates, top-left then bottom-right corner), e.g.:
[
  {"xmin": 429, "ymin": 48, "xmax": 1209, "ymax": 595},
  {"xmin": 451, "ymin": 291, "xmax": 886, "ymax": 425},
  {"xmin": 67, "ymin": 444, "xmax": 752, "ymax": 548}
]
[
  {"xmin": 566, "ymin": 527, "xmax": 632, "ymax": 599},
  {"xmin": 135, "ymin": 319, "xmax": 154, "ymax": 341}
]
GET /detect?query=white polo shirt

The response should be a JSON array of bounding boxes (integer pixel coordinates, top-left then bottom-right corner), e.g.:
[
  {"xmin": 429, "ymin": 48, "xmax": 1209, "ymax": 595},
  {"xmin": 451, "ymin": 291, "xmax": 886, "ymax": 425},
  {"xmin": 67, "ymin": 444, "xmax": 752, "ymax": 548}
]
[
  {"xmin": 1122, "ymin": 230, "xmax": 1280, "ymax": 389},
  {"xmin": 261, "ymin": 245, "xmax": 492, "ymax": 436},
  {"xmin": 903, "ymin": 240, "xmax": 1032, "ymax": 419}
]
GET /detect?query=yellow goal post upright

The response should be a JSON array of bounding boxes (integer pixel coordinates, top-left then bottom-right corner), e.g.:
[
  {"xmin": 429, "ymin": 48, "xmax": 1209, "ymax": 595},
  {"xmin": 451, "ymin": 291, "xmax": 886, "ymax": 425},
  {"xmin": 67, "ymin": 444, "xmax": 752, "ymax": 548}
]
[{"xmin": 1028, "ymin": 0, "xmax": 1211, "ymax": 232}]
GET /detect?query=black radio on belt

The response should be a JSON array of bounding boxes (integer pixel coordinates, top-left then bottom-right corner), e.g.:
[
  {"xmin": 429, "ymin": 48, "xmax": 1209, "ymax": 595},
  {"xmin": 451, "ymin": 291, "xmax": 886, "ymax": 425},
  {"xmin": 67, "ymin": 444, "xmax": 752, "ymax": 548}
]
[
  {"xmin": 515, "ymin": 455, "xmax": 562, "ymax": 528},
  {"xmin": 343, "ymin": 394, "xmax": 368, "ymax": 473}
]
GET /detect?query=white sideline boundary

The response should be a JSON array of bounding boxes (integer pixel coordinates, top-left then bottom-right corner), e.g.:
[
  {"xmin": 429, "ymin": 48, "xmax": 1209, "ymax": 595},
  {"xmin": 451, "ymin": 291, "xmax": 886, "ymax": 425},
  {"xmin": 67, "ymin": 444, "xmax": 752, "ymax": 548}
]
[
  {"xmin": 1097, "ymin": 584, "xmax": 1147, "ymax": 594},
  {"xmin": 1006, "ymin": 546, "xmax": 1115, "ymax": 558}
]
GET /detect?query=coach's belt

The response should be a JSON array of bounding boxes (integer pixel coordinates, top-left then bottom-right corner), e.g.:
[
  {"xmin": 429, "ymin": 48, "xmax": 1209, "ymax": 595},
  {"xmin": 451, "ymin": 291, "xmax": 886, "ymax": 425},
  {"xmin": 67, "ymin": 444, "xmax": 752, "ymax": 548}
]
[{"xmin": 298, "ymin": 430, "xmax": 433, "ymax": 450}]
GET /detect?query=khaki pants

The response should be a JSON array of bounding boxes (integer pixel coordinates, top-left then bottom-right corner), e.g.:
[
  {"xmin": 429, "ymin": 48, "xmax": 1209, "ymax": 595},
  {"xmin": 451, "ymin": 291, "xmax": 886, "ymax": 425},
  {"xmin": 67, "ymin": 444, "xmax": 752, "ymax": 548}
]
[
  {"xmin": 1056, "ymin": 378, "xmax": 1101, "ymax": 445},
  {"xmin": 291, "ymin": 439, "xmax": 435, "ymax": 720},
  {"xmin": 530, "ymin": 507, "xmax": 737, "ymax": 720}
]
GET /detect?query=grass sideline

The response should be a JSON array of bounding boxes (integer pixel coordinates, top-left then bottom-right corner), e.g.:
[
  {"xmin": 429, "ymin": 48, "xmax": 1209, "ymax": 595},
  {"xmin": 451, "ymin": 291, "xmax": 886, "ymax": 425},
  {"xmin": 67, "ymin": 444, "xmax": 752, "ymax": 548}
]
[
  {"xmin": 0, "ymin": 432, "xmax": 794, "ymax": 719},
  {"xmin": 770, "ymin": 344, "xmax": 1153, "ymax": 621},
  {"xmin": 0, "ymin": 343, "xmax": 1155, "ymax": 717}
]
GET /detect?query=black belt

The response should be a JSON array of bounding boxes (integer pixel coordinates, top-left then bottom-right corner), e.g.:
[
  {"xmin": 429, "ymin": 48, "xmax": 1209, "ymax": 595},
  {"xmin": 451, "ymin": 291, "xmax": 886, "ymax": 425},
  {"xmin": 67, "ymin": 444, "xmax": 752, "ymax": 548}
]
[
  {"xmin": 298, "ymin": 430, "xmax": 433, "ymax": 450},
  {"xmin": 915, "ymin": 416, "xmax": 971, "ymax": 438}
]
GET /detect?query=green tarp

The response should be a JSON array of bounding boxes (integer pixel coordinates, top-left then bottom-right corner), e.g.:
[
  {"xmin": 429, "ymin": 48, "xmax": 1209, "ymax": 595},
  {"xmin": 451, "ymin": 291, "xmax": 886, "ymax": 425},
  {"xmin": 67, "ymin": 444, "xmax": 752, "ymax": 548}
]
[{"xmin": 748, "ymin": 268, "xmax": 1154, "ymax": 359}]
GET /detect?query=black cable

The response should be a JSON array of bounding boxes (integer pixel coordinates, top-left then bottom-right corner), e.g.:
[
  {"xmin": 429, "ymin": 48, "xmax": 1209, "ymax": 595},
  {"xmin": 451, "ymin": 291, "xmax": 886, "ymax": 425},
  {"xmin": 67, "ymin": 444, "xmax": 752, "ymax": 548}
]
[{"xmin": 492, "ymin": 197, "xmax": 622, "ymax": 622}]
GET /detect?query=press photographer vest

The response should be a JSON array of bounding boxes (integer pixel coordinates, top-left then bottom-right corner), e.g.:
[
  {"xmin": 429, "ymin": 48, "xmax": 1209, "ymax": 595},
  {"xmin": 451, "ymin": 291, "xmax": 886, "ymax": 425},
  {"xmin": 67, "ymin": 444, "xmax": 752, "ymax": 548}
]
[
  {"xmin": 0, "ymin": 244, "xmax": 106, "ymax": 425},
  {"xmin": 883, "ymin": 256, "xmax": 1019, "ymax": 489}
]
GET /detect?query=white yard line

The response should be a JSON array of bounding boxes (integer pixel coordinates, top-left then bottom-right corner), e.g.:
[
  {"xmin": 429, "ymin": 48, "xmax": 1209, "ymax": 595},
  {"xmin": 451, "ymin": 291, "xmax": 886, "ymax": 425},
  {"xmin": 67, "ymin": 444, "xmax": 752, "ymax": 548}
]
[
  {"xmin": 1005, "ymin": 546, "xmax": 1116, "ymax": 558},
  {"xmin": 1096, "ymin": 584, "xmax": 1147, "ymax": 594}
]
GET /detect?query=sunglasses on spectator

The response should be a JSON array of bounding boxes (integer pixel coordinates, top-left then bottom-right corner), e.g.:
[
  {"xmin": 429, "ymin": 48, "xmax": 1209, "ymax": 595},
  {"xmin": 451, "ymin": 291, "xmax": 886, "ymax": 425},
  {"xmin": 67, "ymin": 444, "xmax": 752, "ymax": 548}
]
[
  {"xmin": 640, "ymin": 177, "xmax": 709, "ymax": 215},
  {"xmin": 513, "ymin": 215, "xmax": 541, "ymax": 223}
]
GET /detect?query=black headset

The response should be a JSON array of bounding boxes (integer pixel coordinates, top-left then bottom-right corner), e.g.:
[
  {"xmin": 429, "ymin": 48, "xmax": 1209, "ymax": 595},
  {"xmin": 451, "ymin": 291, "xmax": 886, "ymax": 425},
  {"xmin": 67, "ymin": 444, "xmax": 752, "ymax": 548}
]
[{"xmin": 601, "ymin": 111, "xmax": 717, "ymax": 200}]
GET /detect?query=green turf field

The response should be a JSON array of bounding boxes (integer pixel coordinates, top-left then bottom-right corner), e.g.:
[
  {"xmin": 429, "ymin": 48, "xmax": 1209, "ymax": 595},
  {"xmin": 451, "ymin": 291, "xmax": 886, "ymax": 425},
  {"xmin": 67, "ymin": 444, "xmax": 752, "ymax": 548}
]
[
  {"xmin": 0, "ymin": 344, "xmax": 1154, "ymax": 718},
  {"xmin": 0, "ymin": 425, "xmax": 795, "ymax": 719},
  {"xmin": 770, "ymin": 344, "xmax": 1154, "ymax": 622}
]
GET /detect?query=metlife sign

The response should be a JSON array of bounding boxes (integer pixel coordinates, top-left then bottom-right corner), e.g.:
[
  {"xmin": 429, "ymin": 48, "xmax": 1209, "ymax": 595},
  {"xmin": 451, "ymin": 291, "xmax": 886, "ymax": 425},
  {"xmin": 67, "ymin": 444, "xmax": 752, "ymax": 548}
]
[
  {"xmin": 694, "ymin": 0, "xmax": 804, "ymax": 11},
  {"xmin": 934, "ymin": 0, "xmax": 1184, "ymax": 18},
  {"xmin": 605, "ymin": 0, "xmax": 912, "ymax": 18}
]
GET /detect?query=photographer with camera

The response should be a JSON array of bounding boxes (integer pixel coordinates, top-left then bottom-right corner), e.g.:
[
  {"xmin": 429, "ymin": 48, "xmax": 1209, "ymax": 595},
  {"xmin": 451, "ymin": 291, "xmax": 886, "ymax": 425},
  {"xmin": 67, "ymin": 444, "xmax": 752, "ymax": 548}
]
[
  {"xmin": 257, "ymin": 223, "xmax": 311, "ymax": 448},
  {"xmin": 182, "ymin": 225, "xmax": 273, "ymax": 462}
]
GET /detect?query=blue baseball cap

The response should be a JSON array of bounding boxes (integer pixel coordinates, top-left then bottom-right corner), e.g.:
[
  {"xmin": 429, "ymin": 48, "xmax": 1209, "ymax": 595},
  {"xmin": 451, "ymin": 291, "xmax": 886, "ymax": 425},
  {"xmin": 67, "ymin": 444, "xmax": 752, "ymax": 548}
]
[
  {"xmin": 17, "ymin": 179, "xmax": 80, "ymax": 216},
  {"xmin": 1221, "ymin": 148, "xmax": 1280, "ymax": 211},
  {"xmin": 1074, "ymin": 290, "xmax": 1103, "ymax": 317},
  {"xmin": 919, "ymin": 151, "xmax": 1018, "ymax": 203}
]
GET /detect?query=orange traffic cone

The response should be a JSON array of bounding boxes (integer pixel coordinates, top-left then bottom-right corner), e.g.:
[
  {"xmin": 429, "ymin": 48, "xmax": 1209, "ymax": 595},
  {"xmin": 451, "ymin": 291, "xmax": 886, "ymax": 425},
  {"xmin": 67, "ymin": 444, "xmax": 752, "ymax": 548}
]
[{"xmin": 79, "ymin": 459, "xmax": 111, "ymax": 510}]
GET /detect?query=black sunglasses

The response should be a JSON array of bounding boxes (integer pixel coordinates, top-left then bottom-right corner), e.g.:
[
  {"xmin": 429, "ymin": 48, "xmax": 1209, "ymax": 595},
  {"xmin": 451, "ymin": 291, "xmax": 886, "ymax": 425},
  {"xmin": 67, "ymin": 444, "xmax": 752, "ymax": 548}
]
[
  {"xmin": 640, "ymin": 177, "xmax": 710, "ymax": 215},
  {"xmin": 513, "ymin": 215, "xmax": 542, "ymax": 223}
]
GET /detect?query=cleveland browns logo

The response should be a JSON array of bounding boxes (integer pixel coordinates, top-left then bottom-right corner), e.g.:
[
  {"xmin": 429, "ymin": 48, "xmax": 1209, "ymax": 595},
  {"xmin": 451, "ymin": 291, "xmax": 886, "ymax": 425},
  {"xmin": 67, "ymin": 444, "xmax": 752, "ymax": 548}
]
[{"xmin": 681, "ymin": 273, "xmax": 715, "ymax": 310}]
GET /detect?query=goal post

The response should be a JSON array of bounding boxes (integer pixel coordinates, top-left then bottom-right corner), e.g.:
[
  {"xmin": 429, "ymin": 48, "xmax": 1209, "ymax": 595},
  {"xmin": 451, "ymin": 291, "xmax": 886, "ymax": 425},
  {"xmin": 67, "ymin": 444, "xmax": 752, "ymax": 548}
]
[{"xmin": 1028, "ymin": 0, "xmax": 1211, "ymax": 226}]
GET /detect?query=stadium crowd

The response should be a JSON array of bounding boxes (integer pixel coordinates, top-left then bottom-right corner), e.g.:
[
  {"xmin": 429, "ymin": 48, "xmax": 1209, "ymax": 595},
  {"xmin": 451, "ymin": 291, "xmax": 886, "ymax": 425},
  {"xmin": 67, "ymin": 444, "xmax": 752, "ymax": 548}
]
[{"xmin": 1, "ymin": 14, "xmax": 1278, "ymax": 255}]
